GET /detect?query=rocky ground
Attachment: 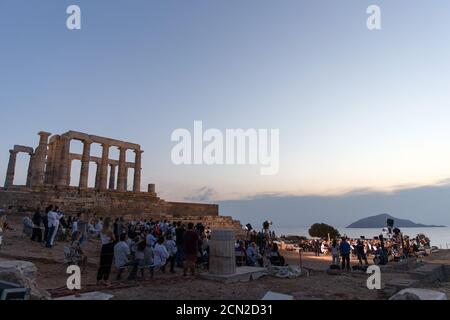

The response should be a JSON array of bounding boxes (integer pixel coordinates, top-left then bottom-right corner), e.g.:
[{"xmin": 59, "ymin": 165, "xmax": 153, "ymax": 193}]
[{"xmin": 1, "ymin": 214, "xmax": 449, "ymax": 300}]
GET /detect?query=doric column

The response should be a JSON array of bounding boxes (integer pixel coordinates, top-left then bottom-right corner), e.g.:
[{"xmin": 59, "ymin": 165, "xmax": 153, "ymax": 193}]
[
  {"xmin": 117, "ymin": 147, "xmax": 127, "ymax": 192},
  {"xmin": 31, "ymin": 131, "xmax": 51, "ymax": 186},
  {"xmin": 95, "ymin": 162, "xmax": 101, "ymax": 189},
  {"xmin": 66, "ymin": 159, "xmax": 72, "ymax": 185},
  {"xmin": 79, "ymin": 140, "xmax": 92, "ymax": 188},
  {"xmin": 4, "ymin": 150, "xmax": 18, "ymax": 188},
  {"xmin": 44, "ymin": 141, "xmax": 55, "ymax": 184},
  {"xmin": 57, "ymin": 135, "xmax": 71, "ymax": 186},
  {"xmin": 109, "ymin": 164, "xmax": 116, "ymax": 190},
  {"xmin": 133, "ymin": 150, "xmax": 143, "ymax": 193},
  {"xmin": 99, "ymin": 143, "xmax": 110, "ymax": 191},
  {"xmin": 26, "ymin": 153, "xmax": 35, "ymax": 187},
  {"xmin": 50, "ymin": 137, "xmax": 63, "ymax": 186}
]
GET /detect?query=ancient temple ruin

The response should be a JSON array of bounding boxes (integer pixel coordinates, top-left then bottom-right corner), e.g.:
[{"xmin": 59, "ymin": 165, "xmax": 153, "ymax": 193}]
[
  {"xmin": 4, "ymin": 131, "xmax": 145, "ymax": 193},
  {"xmin": 0, "ymin": 131, "xmax": 228, "ymax": 221}
]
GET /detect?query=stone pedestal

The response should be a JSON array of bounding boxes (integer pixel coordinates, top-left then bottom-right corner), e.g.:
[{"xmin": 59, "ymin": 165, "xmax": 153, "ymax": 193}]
[{"xmin": 209, "ymin": 230, "xmax": 236, "ymax": 275}]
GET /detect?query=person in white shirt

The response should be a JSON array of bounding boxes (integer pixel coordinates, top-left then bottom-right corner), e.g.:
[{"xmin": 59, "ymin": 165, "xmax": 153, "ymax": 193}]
[
  {"xmin": 114, "ymin": 233, "xmax": 138, "ymax": 280},
  {"xmin": 95, "ymin": 218, "xmax": 103, "ymax": 233},
  {"xmin": 164, "ymin": 235, "xmax": 177, "ymax": 273},
  {"xmin": 146, "ymin": 232, "xmax": 157, "ymax": 247},
  {"xmin": 46, "ymin": 207, "xmax": 63, "ymax": 248},
  {"xmin": 154, "ymin": 236, "xmax": 169, "ymax": 271}
]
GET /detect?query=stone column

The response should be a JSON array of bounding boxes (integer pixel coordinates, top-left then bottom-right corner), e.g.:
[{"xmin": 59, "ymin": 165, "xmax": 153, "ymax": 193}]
[
  {"xmin": 133, "ymin": 150, "xmax": 143, "ymax": 193},
  {"xmin": 4, "ymin": 150, "xmax": 18, "ymax": 188},
  {"xmin": 26, "ymin": 153, "xmax": 35, "ymax": 187},
  {"xmin": 95, "ymin": 162, "xmax": 101, "ymax": 189},
  {"xmin": 44, "ymin": 141, "xmax": 55, "ymax": 184},
  {"xmin": 117, "ymin": 147, "xmax": 127, "ymax": 192},
  {"xmin": 31, "ymin": 131, "xmax": 51, "ymax": 186},
  {"xmin": 148, "ymin": 184, "xmax": 157, "ymax": 197},
  {"xmin": 99, "ymin": 144, "xmax": 110, "ymax": 191},
  {"xmin": 79, "ymin": 140, "xmax": 92, "ymax": 188},
  {"xmin": 109, "ymin": 164, "xmax": 116, "ymax": 190},
  {"xmin": 66, "ymin": 159, "xmax": 73, "ymax": 185},
  {"xmin": 57, "ymin": 135, "xmax": 71, "ymax": 187},
  {"xmin": 124, "ymin": 168, "xmax": 128, "ymax": 191}
]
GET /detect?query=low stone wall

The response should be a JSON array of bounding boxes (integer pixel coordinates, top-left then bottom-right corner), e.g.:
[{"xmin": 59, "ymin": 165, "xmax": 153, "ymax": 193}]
[{"xmin": 0, "ymin": 186, "xmax": 218, "ymax": 217}]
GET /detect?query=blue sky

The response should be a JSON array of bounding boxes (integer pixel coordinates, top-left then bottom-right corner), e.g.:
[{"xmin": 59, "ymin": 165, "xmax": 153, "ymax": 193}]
[{"xmin": 1, "ymin": 1, "xmax": 450, "ymax": 206}]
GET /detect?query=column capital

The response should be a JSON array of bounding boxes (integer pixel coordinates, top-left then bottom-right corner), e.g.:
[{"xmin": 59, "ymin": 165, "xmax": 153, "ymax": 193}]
[
  {"xmin": 9, "ymin": 149, "xmax": 18, "ymax": 155},
  {"xmin": 60, "ymin": 134, "xmax": 71, "ymax": 142},
  {"xmin": 38, "ymin": 131, "xmax": 52, "ymax": 138},
  {"xmin": 83, "ymin": 139, "xmax": 93, "ymax": 146},
  {"xmin": 134, "ymin": 149, "xmax": 144, "ymax": 155}
]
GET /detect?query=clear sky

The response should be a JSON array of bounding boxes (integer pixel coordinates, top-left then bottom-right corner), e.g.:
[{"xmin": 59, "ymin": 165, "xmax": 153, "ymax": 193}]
[{"xmin": 1, "ymin": 1, "xmax": 450, "ymax": 202}]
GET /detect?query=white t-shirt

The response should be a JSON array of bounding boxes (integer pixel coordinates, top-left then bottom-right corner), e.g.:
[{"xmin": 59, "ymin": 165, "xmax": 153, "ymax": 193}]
[
  {"xmin": 164, "ymin": 239, "xmax": 177, "ymax": 256},
  {"xmin": 47, "ymin": 211, "xmax": 61, "ymax": 228},
  {"xmin": 114, "ymin": 241, "xmax": 130, "ymax": 268},
  {"xmin": 72, "ymin": 221, "xmax": 78, "ymax": 233},
  {"xmin": 153, "ymin": 243, "xmax": 169, "ymax": 267}
]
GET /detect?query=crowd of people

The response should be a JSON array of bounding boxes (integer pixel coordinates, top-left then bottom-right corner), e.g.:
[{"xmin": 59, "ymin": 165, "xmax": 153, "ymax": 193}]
[
  {"xmin": 291, "ymin": 231, "xmax": 432, "ymax": 271},
  {"xmin": 2, "ymin": 206, "xmax": 221, "ymax": 285},
  {"xmin": 235, "ymin": 229, "xmax": 286, "ymax": 268},
  {"xmin": 1, "ymin": 205, "xmax": 436, "ymax": 281}
]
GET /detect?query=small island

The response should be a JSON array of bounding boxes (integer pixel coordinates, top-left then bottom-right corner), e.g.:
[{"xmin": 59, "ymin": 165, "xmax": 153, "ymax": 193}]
[{"xmin": 347, "ymin": 213, "xmax": 446, "ymax": 228}]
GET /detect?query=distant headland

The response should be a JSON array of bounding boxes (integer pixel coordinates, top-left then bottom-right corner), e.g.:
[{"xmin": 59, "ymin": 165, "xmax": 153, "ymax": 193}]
[{"xmin": 347, "ymin": 213, "xmax": 447, "ymax": 228}]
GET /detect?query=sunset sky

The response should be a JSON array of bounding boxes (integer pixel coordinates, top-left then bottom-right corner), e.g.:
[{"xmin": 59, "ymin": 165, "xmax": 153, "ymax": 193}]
[{"xmin": 1, "ymin": 0, "xmax": 450, "ymax": 204}]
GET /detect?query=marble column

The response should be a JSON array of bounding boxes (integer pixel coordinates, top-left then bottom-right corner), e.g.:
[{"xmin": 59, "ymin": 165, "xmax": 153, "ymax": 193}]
[
  {"xmin": 133, "ymin": 150, "xmax": 143, "ymax": 193},
  {"xmin": 31, "ymin": 131, "xmax": 51, "ymax": 186},
  {"xmin": 4, "ymin": 150, "xmax": 18, "ymax": 188},
  {"xmin": 123, "ymin": 169, "xmax": 128, "ymax": 191},
  {"xmin": 117, "ymin": 147, "xmax": 127, "ymax": 192},
  {"xmin": 99, "ymin": 144, "xmax": 110, "ymax": 191},
  {"xmin": 44, "ymin": 141, "xmax": 55, "ymax": 184},
  {"xmin": 26, "ymin": 153, "xmax": 35, "ymax": 187},
  {"xmin": 57, "ymin": 135, "xmax": 71, "ymax": 186},
  {"xmin": 79, "ymin": 140, "xmax": 92, "ymax": 188},
  {"xmin": 66, "ymin": 159, "xmax": 72, "ymax": 185},
  {"xmin": 109, "ymin": 164, "xmax": 116, "ymax": 190},
  {"xmin": 95, "ymin": 162, "xmax": 101, "ymax": 189}
]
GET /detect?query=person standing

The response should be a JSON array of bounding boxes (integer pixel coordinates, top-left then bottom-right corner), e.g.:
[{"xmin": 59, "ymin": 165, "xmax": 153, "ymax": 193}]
[
  {"xmin": 331, "ymin": 239, "xmax": 340, "ymax": 266},
  {"xmin": 175, "ymin": 222, "xmax": 185, "ymax": 268},
  {"xmin": 31, "ymin": 207, "xmax": 43, "ymax": 242},
  {"xmin": 96, "ymin": 217, "xmax": 115, "ymax": 286},
  {"xmin": 42, "ymin": 205, "xmax": 52, "ymax": 244},
  {"xmin": 356, "ymin": 240, "xmax": 369, "ymax": 266},
  {"xmin": 314, "ymin": 239, "xmax": 321, "ymax": 257},
  {"xmin": 183, "ymin": 223, "xmax": 199, "ymax": 277},
  {"xmin": 46, "ymin": 206, "xmax": 62, "ymax": 248},
  {"xmin": 340, "ymin": 237, "xmax": 351, "ymax": 271},
  {"xmin": 76, "ymin": 212, "xmax": 87, "ymax": 245},
  {"xmin": 164, "ymin": 234, "xmax": 177, "ymax": 273},
  {"xmin": 154, "ymin": 236, "xmax": 170, "ymax": 272}
]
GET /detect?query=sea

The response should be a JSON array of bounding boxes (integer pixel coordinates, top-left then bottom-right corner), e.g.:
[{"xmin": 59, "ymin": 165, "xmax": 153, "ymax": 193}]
[{"xmin": 275, "ymin": 226, "xmax": 450, "ymax": 249}]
